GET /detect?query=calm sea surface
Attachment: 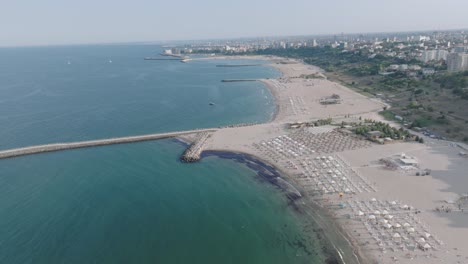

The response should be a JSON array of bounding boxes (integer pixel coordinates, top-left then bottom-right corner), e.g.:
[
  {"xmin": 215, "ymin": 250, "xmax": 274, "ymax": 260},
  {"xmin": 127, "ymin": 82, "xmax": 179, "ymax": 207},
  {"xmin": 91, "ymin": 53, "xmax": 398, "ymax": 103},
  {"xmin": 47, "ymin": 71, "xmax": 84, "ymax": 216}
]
[{"xmin": 0, "ymin": 45, "xmax": 327, "ymax": 263}]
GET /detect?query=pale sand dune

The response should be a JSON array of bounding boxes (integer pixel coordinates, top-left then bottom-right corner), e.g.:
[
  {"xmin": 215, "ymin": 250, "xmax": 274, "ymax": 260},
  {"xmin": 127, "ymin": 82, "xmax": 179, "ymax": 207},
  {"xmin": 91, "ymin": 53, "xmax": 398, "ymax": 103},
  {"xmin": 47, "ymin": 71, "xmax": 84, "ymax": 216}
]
[{"xmin": 196, "ymin": 56, "xmax": 468, "ymax": 263}]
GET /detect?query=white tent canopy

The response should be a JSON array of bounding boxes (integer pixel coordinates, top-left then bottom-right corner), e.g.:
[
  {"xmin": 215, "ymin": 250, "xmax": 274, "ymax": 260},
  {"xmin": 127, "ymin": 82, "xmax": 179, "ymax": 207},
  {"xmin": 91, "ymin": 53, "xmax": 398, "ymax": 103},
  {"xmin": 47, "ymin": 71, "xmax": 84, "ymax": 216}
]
[{"xmin": 368, "ymin": 215, "xmax": 376, "ymax": 220}]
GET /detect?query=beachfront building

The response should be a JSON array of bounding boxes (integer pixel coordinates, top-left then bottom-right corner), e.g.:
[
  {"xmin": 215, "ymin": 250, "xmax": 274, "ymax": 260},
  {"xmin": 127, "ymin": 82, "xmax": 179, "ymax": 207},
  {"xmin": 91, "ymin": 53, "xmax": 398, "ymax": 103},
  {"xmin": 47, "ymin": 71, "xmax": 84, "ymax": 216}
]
[
  {"xmin": 447, "ymin": 53, "xmax": 468, "ymax": 72},
  {"xmin": 421, "ymin": 49, "xmax": 448, "ymax": 63}
]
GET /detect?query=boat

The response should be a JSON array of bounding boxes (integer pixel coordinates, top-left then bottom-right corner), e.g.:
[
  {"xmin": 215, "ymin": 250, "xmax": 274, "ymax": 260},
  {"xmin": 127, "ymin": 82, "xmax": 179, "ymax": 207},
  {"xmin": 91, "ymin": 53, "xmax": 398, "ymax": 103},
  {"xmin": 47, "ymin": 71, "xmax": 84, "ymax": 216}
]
[{"xmin": 209, "ymin": 102, "xmax": 216, "ymax": 106}]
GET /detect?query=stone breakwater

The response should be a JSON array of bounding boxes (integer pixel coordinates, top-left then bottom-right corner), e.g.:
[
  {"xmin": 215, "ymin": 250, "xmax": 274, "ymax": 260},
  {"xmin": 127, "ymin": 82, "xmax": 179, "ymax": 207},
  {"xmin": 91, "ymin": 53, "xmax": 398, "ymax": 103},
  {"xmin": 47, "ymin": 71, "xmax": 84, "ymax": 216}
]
[
  {"xmin": 0, "ymin": 129, "xmax": 217, "ymax": 160},
  {"xmin": 181, "ymin": 132, "xmax": 212, "ymax": 162}
]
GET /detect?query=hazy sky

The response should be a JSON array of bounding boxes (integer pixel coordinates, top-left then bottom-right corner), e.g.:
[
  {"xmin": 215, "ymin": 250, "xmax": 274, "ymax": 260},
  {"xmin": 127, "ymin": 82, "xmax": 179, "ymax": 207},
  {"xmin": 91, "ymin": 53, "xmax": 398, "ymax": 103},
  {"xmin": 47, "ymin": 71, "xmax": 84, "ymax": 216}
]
[{"xmin": 1, "ymin": 0, "xmax": 468, "ymax": 47}]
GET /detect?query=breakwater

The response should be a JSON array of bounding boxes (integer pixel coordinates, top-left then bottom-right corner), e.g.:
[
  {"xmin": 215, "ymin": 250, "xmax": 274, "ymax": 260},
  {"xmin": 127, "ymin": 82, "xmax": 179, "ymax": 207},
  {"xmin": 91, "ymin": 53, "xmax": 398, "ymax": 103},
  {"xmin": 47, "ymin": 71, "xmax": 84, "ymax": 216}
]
[
  {"xmin": 0, "ymin": 128, "xmax": 217, "ymax": 160},
  {"xmin": 216, "ymin": 64, "xmax": 263, "ymax": 67},
  {"xmin": 144, "ymin": 57, "xmax": 181, "ymax": 61},
  {"xmin": 221, "ymin": 79, "xmax": 258, "ymax": 82},
  {"xmin": 181, "ymin": 132, "xmax": 211, "ymax": 162}
]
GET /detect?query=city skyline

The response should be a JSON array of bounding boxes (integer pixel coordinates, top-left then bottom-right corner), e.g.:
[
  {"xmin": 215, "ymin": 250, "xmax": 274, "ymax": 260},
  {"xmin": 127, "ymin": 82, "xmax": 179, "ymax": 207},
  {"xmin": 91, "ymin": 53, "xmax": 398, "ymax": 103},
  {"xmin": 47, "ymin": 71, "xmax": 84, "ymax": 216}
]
[{"xmin": 2, "ymin": 0, "xmax": 468, "ymax": 47}]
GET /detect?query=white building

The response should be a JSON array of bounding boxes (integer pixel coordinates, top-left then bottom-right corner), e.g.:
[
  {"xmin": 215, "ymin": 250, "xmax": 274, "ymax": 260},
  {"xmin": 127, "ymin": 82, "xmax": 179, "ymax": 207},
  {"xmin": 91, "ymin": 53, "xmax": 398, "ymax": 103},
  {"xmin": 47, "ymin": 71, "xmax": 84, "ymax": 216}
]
[
  {"xmin": 420, "ymin": 50, "xmax": 448, "ymax": 63},
  {"xmin": 447, "ymin": 53, "xmax": 468, "ymax": 72}
]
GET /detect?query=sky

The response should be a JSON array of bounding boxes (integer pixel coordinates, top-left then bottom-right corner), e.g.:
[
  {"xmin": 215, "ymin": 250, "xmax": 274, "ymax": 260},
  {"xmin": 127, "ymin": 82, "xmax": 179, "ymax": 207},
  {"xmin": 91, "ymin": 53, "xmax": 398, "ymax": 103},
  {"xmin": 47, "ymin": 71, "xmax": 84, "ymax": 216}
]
[{"xmin": 1, "ymin": 0, "xmax": 468, "ymax": 47}]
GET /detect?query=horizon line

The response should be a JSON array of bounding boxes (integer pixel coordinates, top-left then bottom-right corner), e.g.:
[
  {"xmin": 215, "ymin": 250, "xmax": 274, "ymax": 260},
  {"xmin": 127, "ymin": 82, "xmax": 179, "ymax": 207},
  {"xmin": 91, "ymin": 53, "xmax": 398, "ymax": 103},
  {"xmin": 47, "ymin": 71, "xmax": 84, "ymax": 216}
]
[{"xmin": 1, "ymin": 27, "xmax": 467, "ymax": 49}]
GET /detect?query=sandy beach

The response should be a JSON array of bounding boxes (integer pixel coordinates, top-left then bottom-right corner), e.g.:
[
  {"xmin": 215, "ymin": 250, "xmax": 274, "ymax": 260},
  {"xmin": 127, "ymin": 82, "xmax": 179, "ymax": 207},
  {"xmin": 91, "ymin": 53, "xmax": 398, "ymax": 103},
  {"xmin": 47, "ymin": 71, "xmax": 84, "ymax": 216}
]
[{"xmin": 189, "ymin": 56, "xmax": 468, "ymax": 263}]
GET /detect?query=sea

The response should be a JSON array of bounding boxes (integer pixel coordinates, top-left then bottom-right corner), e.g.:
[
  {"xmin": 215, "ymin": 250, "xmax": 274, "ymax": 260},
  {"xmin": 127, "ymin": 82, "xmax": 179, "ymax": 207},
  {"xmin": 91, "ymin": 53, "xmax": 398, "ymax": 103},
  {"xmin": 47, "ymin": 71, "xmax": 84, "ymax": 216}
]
[{"xmin": 0, "ymin": 44, "xmax": 333, "ymax": 263}]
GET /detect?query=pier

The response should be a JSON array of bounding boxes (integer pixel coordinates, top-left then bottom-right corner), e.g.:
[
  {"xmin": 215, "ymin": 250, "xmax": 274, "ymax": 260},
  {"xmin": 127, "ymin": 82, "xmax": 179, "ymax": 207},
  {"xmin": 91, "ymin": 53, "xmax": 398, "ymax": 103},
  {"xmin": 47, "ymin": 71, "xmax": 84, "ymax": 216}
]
[
  {"xmin": 0, "ymin": 128, "xmax": 217, "ymax": 160},
  {"xmin": 144, "ymin": 57, "xmax": 181, "ymax": 61},
  {"xmin": 181, "ymin": 132, "xmax": 211, "ymax": 162},
  {"xmin": 221, "ymin": 79, "xmax": 259, "ymax": 82},
  {"xmin": 216, "ymin": 64, "xmax": 264, "ymax": 67}
]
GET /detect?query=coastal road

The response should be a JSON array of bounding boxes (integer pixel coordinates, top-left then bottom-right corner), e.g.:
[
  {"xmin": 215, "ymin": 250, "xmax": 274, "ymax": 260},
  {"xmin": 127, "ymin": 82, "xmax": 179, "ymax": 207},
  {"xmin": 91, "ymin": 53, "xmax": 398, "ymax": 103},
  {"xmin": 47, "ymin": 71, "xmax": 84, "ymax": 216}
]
[{"xmin": 0, "ymin": 128, "xmax": 218, "ymax": 160}]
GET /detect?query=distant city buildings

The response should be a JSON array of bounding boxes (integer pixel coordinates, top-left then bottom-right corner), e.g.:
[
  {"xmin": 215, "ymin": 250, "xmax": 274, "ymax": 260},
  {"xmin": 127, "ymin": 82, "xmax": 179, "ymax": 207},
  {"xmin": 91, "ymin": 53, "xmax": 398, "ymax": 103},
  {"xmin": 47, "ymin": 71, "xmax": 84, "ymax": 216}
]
[
  {"xmin": 420, "ymin": 49, "xmax": 448, "ymax": 62},
  {"xmin": 447, "ymin": 52, "xmax": 468, "ymax": 72},
  {"xmin": 178, "ymin": 29, "xmax": 468, "ymax": 74}
]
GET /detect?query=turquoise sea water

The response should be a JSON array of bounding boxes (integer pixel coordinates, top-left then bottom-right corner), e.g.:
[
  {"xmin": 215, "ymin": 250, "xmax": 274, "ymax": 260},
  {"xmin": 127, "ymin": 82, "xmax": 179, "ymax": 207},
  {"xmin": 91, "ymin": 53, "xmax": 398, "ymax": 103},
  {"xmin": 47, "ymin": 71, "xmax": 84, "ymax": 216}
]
[{"xmin": 0, "ymin": 45, "xmax": 329, "ymax": 263}]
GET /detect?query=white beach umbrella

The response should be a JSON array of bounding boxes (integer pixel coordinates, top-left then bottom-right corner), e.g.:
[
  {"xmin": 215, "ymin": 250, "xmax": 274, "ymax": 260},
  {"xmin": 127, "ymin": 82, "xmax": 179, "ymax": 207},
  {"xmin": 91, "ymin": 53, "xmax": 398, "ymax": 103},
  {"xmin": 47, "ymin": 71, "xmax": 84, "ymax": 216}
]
[
  {"xmin": 328, "ymin": 156, "xmax": 334, "ymax": 160},
  {"xmin": 384, "ymin": 223, "xmax": 393, "ymax": 229},
  {"xmin": 403, "ymin": 223, "xmax": 411, "ymax": 227},
  {"xmin": 382, "ymin": 210, "xmax": 389, "ymax": 215},
  {"xmin": 423, "ymin": 243, "xmax": 432, "ymax": 250},
  {"xmin": 371, "ymin": 198, "xmax": 377, "ymax": 202},
  {"xmin": 368, "ymin": 215, "xmax": 376, "ymax": 220},
  {"xmin": 358, "ymin": 211, "xmax": 365, "ymax": 216},
  {"xmin": 344, "ymin": 188, "xmax": 351, "ymax": 193},
  {"xmin": 417, "ymin": 237, "xmax": 426, "ymax": 243},
  {"xmin": 380, "ymin": 219, "xmax": 388, "ymax": 224},
  {"xmin": 394, "ymin": 223, "xmax": 402, "ymax": 228},
  {"xmin": 374, "ymin": 210, "xmax": 381, "ymax": 215},
  {"xmin": 391, "ymin": 201, "xmax": 397, "ymax": 205},
  {"xmin": 401, "ymin": 204, "xmax": 409, "ymax": 209},
  {"xmin": 407, "ymin": 227, "xmax": 415, "ymax": 233},
  {"xmin": 384, "ymin": 214, "xmax": 394, "ymax": 220},
  {"xmin": 424, "ymin": 233, "xmax": 431, "ymax": 238},
  {"xmin": 342, "ymin": 177, "xmax": 347, "ymax": 181},
  {"xmin": 392, "ymin": 233, "xmax": 401, "ymax": 241}
]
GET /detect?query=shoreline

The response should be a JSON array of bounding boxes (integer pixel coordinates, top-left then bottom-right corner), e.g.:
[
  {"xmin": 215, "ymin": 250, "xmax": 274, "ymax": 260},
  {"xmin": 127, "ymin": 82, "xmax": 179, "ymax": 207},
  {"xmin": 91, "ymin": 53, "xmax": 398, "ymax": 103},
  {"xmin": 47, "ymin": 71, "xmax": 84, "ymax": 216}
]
[
  {"xmin": 200, "ymin": 54, "xmax": 468, "ymax": 263},
  {"xmin": 196, "ymin": 55, "xmax": 370, "ymax": 263},
  {"xmin": 199, "ymin": 149, "xmax": 354, "ymax": 263}
]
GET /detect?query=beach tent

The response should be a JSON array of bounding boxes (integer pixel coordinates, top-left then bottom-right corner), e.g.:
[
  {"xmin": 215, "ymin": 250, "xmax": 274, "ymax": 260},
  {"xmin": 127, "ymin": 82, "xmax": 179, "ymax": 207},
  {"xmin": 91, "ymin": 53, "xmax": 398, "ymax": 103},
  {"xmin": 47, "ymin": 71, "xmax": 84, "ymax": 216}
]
[
  {"xmin": 342, "ymin": 177, "xmax": 347, "ymax": 181},
  {"xmin": 417, "ymin": 237, "xmax": 426, "ymax": 243},
  {"xmin": 394, "ymin": 223, "xmax": 402, "ymax": 228},
  {"xmin": 371, "ymin": 198, "xmax": 377, "ymax": 202},
  {"xmin": 423, "ymin": 243, "xmax": 432, "ymax": 250},
  {"xmin": 357, "ymin": 211, "xmax": 365, "ymax": 216},
  {"xmin": 385, "ymin": 214, "xmax": 394, "ymax": 220},
  {"xmin": 368, "ymin": 215, "xmax": 376, "ymax": 220},
  {"xmin": 374, "ymin": 210, "xmax": 381, "ymax": 215},
  {"xmin": 407, "ymin": 227, "xmax": 415, "ymax": 233},
  {"xmin": 392, "ymin": 233, "xmax": 401, "ymax": 242},
  {"xmin": 382, "ymin": 210, "xmax": 389, "ymax": 215},
  {"xmin": 401, "ymin": 204, "xmax": 409, "ymax": 209},
  {"xmin": 384, "ymin": 224, "xmax": 393, "ymax": 229},
  {"xmin": 344, "ymin": 188, "xmax": 351, "ymax": 193},
  {"xmin": 391, "ymin": 201, "xmax": 397, "ymax": 205},
  {"xmin": 380, "ymin": 219, "xmax": 388, "ymax": 224},
  {"xmin": 403, "ymin": 223, "xmax": 411, "ymax": 227}
]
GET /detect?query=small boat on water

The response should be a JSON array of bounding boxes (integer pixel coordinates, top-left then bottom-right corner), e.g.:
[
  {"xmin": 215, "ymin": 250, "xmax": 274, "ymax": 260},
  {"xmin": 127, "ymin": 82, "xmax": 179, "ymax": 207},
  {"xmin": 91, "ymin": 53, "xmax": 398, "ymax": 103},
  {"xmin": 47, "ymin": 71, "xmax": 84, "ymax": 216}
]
[{"xmin": 209, "ymin": 102, "xmax": 216, "ymax": 106}]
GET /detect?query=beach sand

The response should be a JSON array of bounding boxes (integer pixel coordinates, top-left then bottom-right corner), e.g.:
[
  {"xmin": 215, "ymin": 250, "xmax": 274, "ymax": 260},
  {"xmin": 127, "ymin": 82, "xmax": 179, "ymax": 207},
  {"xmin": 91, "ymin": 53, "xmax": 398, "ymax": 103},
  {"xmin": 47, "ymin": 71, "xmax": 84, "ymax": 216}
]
[{"xmin": 191, "ymin": 56, "xmax": 468, "ymax": 263}]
